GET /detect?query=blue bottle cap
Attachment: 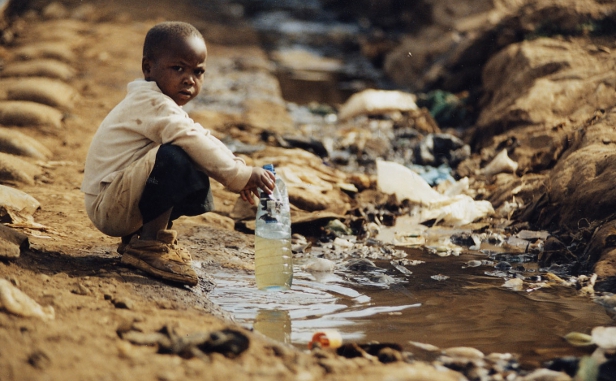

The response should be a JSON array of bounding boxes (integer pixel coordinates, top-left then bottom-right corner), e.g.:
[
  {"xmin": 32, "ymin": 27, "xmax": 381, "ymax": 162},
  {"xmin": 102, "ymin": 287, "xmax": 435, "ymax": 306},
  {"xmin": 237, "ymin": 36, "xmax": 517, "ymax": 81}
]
[{"xmin": 263, "ymin": 163, "xmax": 275, "ymax": 175}]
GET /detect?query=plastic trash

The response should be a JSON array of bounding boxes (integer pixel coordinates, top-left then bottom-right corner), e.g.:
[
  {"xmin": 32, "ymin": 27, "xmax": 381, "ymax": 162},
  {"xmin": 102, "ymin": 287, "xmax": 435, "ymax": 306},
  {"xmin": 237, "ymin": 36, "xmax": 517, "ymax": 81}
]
[
  {"xmin": 302, "ymin": 257, "xmax": 336, "ymax": 272},
  {"xmin": 377, "ymin": 160, "xmax": 446, "ymax": 206},
  {"xmin": 591, "ymin": 326, "xmax": 616, "ymax": 350},
  {"xmin": 416, "ymin": 90, "xmax": 468, "ymax": 127},
  {"xmin": 0, "ymin": 185, "xmax": 40, "ymax": 224},
  {"xmin": 377, "ymin": 160, "xmax": 494, "ymax": 226},
  {"xmin": 481, "ymin": 149, "xmax": 518, "ymax": 176},
  {"xmin": 308, "ymin": 330, "xmax": 342, "ymax": 349},
  {"xmin": 254, "ymin": 164, "xmax": 293, "ymax": 291},
  {"xmin": 338, "ymin": 89, "xmax": 418, "ymax": 121}
]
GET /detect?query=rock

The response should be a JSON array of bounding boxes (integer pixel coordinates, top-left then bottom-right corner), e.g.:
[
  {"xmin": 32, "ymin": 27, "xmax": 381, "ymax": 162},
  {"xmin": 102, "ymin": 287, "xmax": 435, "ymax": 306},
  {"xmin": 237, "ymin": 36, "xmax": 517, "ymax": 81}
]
[
  {"xmin": 181, "ymin": 212, "xmax": 236, "ymax": 231},
  {"xmin": 0, "ymin": 278, "xmax": 55, "ymax": 320},
  {"xmin": 41, "ymin": 2, "xmax": 69, "ymax": 20},
  {"xmin": 253, "ymin": 147, "xmax": 352, "ymax": 214},
  {"xmin": 521, "ymin": 368, "xmax": 572, "ymax": 381},
  {"xmin": 0, "ymin": 223, "xmax": 29, "ymax": 259}
]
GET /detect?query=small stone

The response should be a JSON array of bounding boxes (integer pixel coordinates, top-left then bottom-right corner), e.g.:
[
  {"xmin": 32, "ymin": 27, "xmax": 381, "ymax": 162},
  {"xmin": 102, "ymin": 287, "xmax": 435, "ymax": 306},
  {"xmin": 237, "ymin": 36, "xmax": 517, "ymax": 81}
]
[
  {"xmin": 442, "ymin": 346, "xmax": 485, "ymax": 359},
  {"xmin": 113, "ymin": 297, "xmax": 134, "ymax": 310},
  {"xmin": 378, "ymin": 347, "xmax": 403, "ymax": 363},
  {"xmin": 27, "ymin": 350, "xmax": 51, "ymax": 369},
  {"xmin": 71, "ymin": 283, "xmax": 91, "ymax": 296}
]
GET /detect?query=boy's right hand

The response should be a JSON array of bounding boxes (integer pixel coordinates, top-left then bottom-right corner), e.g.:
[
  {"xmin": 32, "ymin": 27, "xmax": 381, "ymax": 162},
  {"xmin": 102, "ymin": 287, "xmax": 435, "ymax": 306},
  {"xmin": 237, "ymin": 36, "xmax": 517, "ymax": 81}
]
[{"xmin": 240, "ymin": 167, "xmax": 276, "ymax": 204}]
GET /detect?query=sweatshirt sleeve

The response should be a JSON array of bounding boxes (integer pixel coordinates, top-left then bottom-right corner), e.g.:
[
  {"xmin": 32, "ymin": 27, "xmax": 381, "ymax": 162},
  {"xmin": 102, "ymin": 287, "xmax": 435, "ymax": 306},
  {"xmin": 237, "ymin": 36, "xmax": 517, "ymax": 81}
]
[{"xmin": 144, "ymin": 98, "xmax": 252, "ymax": 192}]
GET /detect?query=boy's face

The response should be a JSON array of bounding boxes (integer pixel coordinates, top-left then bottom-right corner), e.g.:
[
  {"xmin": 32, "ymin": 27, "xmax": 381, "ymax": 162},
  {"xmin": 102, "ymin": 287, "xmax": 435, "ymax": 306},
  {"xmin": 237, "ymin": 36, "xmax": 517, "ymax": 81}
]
[{"xmin": 142, "ymin": 35, "xmax": 207, "ymax": 106}]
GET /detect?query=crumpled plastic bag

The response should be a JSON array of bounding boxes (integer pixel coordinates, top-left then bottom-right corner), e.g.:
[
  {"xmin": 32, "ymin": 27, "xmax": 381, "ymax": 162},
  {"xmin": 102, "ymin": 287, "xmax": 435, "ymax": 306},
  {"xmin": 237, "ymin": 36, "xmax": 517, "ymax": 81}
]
[
  {"xmin": 377, "ymin": 160, "xmax": 494, "ymax": 226},
  {"xmin": 338, "ymin": 89, "xmax": 418, "ymax": 121},
  {"xmin": 0, "ymin": 185, "xmax": 40, "ymax": 224}
]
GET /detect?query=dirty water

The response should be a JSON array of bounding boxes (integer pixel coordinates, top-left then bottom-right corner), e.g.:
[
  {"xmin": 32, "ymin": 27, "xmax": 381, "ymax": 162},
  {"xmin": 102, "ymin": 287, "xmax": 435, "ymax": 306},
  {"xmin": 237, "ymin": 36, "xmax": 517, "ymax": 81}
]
[
  {"xmin": 204, "ymin": 243, "xmax": 612, "ymax": 367},
  {"xmin": 186, "ymin": 1, "xmax": 616, "ymax": 367}
]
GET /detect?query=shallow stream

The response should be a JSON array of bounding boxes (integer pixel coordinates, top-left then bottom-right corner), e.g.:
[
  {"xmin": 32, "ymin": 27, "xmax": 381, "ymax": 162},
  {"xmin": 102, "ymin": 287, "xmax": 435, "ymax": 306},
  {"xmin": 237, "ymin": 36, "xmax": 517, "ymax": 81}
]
[
  {"xmin": 206, "ymin": 242, "xmax": 613, "ymax": 368},
  {"xmin": 191, "ymin": 1, "xmax": 615, "ymax": 368}
]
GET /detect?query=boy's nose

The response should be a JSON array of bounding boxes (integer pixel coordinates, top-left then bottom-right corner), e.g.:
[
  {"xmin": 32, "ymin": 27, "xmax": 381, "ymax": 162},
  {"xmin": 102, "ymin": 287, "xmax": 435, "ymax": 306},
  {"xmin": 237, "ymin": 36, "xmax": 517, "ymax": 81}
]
[{"xmin": 184, "ymin": 75, "xmax": 195, "ymax": 85}]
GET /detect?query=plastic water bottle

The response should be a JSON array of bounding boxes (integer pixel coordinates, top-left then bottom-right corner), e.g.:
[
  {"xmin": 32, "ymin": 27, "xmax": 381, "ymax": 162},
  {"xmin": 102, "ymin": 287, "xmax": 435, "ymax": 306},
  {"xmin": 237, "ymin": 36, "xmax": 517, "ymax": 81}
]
[{"xmin": 254, "ymin": 164, "xmax": 293, "ymax": 291}]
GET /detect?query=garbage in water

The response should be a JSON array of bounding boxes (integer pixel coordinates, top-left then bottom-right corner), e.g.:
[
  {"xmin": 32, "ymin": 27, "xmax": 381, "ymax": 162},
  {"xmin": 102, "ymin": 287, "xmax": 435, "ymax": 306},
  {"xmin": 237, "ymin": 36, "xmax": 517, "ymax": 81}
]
[
  {"xmin": 308, "ymin": 329, "xmax": 343, "ymax": 349},
  {"xmin": 376, "ymin": 160, "xmax": 494, "ymax": 226}
]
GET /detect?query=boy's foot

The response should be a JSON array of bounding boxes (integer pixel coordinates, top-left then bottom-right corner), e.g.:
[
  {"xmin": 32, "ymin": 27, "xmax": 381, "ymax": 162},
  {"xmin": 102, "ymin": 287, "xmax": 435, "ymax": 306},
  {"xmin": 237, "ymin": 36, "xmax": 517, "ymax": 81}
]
[
  {"xmin": 121, "ymin": 230, "xmax": 198, "ymax": 286},
  {"xmin": 156, "ymin": 230, "xmax": 192, "ymax": 263},
  {"xmin": 117, "ymin": 231, "xmax": 192, "ymax": 263},
  {"xmin": 117, "ymin": 241, "xmax": 128, "ymax": 255}
]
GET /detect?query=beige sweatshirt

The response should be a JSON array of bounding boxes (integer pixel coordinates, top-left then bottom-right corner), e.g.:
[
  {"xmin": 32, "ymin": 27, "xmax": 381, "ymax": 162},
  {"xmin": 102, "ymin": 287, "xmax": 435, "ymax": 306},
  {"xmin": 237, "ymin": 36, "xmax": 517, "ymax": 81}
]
[{"xmin": 81, "ymin": 79, "xmax": 252, "ymax": 195}]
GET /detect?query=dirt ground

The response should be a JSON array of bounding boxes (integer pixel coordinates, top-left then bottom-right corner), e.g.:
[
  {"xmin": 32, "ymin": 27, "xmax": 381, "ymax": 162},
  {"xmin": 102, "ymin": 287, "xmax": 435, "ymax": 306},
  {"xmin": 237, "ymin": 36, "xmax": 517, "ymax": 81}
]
[{"xmin": 0, "ymin": 1, "xmax": 470, "ymax": 380}]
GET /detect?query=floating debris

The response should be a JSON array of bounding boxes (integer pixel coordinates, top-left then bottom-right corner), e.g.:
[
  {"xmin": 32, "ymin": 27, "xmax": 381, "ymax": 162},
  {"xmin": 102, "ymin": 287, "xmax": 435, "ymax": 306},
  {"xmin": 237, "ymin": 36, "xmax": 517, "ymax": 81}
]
[
  {"xmin": 302, "ymin": 257, "xmax": 336, "ymax": 272},
  {"xmin": 390, "ymin": 261, "xmax": 413, "ymax": 276},
  {"xmin": 431, "ymin": 274, "xmax": 449, "ymax": 281},
  {"xmin": 503, "ymin": 278, "xmax": 524, "ymax": 291},
  {"xmin": 462, "ymin": 260, "xmax": 483, "ymax": 268}
]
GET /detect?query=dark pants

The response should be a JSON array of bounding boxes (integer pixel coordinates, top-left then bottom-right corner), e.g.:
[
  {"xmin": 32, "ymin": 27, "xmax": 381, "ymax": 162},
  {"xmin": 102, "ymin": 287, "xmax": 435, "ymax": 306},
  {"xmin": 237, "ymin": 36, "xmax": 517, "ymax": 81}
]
[{"xmin": 138, "ymin": 144, "xmax": 214, "ymax": 225}]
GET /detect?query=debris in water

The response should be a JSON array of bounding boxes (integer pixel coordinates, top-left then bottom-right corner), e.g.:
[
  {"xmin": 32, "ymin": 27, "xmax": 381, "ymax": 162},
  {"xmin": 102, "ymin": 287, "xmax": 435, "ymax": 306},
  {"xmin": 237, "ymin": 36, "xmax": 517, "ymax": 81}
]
[
  {"xmin": 309, "ymin": 329, "xmax": 342, "ymax": 349},
  {"xmin": 302, "ymin": 257, "xmax": 336, "ymax": 272},
  {"xmin": 431, "ymin": 274, "xmax": 449, "ymax": 281},
  {"xmin": 390, "ymin": 261, "xmax": 413, "ymax": 276},
  {"xmin": 503, "ymin": 278, "xmax": 523, "ymax": 291}
]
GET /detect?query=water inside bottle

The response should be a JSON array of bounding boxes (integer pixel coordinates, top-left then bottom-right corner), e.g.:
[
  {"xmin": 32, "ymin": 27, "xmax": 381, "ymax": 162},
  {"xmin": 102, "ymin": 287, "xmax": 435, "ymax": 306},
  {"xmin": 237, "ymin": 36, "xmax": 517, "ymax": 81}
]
[{"xmin": 255, "ymin": 235, "xmax": 293, "ymax": 291}]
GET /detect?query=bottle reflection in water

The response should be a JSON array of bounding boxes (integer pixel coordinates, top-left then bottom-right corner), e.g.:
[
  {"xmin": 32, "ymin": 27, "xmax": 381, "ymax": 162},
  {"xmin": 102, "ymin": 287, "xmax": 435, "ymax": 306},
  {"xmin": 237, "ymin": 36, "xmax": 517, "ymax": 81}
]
[
  {"xmin": 253, "ymin": 309, "xmax": 291, "ymax": 344},
  {"xmin": 255, "ymin": 164, "xmax": 293, "ymax": 291}
]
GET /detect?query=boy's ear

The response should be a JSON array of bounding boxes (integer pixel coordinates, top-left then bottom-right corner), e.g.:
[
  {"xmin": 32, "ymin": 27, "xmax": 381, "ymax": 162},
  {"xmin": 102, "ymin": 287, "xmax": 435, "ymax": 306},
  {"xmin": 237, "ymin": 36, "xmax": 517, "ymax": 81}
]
[{"xmin": 142, "ymin": 57, "xmax": 151, "ymax": 79}]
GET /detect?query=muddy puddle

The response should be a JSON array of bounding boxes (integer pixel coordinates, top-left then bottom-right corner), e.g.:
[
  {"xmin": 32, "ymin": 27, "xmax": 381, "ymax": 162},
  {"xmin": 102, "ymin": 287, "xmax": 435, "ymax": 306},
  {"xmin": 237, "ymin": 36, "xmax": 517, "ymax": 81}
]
[{"xmin": 199, "ymin": 218, "xmax": 613, "ymax": 368}]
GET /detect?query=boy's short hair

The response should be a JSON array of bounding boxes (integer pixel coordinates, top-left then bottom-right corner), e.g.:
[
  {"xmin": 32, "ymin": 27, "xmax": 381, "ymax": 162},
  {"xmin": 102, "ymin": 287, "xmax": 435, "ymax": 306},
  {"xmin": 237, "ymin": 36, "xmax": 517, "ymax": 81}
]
[{"xmin": 143, "ymin": 21, "xmax": 204, "ymax": 61}]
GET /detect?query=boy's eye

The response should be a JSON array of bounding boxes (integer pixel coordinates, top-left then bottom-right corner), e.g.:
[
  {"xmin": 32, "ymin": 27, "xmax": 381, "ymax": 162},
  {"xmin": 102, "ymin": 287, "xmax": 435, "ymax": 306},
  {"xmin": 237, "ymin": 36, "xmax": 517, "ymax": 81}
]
[
  {"xmin": 172, "ymin": 66, "xmax": 183, "ymax": 72},
  {"xmin": 195, "ymin": 69, "xmax": 205, "ymax": 77}
]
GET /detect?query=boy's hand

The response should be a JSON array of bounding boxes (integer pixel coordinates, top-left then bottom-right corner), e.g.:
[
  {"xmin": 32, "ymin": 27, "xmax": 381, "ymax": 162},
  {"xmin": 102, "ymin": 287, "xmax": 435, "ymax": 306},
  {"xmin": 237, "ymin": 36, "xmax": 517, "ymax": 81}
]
[{"xmin": 240, "ymin": 167, "xmax": 276, "ymax": 205}]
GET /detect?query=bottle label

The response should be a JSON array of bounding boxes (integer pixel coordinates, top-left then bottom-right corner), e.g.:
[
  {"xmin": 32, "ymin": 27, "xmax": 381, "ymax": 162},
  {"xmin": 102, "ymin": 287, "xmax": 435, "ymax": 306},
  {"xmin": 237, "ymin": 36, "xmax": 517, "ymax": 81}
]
[{"xmin": 259, "ymin": 193, "xmax": 283, "ymax": 223}]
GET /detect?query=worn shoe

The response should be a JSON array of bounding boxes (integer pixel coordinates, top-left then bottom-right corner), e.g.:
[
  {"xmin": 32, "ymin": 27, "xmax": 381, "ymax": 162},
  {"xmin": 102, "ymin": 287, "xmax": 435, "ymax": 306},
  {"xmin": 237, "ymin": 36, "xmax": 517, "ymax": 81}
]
[
  {"xmin": 156, "ymin": 230, "xmax": 192, "ymax": 263},
  {"xmin": 117, "ymin": 241, "xmax": 128, "ymax": 255},
  {"xmin": 121, "ymin": 230, "xmax": 198, "ymax": 286},
  {"xmin": 118, "ymin": 231, "xmax": 191, "ymax": 263}
]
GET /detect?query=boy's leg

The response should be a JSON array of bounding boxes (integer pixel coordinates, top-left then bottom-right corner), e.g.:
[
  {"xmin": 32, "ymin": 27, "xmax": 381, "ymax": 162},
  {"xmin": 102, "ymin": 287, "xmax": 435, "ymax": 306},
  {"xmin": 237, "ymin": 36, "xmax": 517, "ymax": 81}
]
[
  {"xmin": 138, "ymin": 143, "xmax": 213, "ymax": 225},
  {"xmin": 122, "ymin": 144, "xmax": 212, "ymax": 286}
]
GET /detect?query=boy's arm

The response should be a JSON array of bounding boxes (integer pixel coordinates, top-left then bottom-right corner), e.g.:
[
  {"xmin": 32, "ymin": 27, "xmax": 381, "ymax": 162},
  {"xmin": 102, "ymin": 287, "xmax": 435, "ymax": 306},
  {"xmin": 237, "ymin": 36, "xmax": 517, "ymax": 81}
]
[{"xmin": 143, "ymin": 98, "xmax": 252, "ymax": 192}]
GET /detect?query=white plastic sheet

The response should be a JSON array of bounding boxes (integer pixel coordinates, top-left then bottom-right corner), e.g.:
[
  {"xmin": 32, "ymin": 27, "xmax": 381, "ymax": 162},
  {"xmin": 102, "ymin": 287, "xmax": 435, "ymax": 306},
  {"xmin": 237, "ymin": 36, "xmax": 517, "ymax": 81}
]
[
  {"xmin": 338, "ymin": 89, "xmax": 418, "ymax": 121},
  {"xmin": 377, "ymin": 160, "xmax": 494, "ymax": 226}
]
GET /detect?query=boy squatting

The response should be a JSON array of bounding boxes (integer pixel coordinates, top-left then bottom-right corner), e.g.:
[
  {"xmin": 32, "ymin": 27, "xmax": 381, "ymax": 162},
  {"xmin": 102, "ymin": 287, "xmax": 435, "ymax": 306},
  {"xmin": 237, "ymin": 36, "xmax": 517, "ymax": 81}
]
[{"xmin": 81, "ymin": 21, "xmax": 275, "ymax": 286}]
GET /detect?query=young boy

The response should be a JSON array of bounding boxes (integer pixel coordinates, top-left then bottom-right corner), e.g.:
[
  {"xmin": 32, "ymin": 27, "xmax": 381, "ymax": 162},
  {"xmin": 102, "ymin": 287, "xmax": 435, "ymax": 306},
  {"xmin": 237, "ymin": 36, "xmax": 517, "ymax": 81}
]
[{"xmin": 81, "ymin": 21, "xmax": 275, "ymax": 286}]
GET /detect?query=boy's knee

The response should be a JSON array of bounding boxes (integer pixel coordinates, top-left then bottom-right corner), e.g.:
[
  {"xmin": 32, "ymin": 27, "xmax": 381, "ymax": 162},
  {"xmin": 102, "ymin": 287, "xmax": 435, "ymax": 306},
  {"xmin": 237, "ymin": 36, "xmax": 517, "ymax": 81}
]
[{"xmin": 157, "ymin": 144, "xmax": 191, "ymax": 164}]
